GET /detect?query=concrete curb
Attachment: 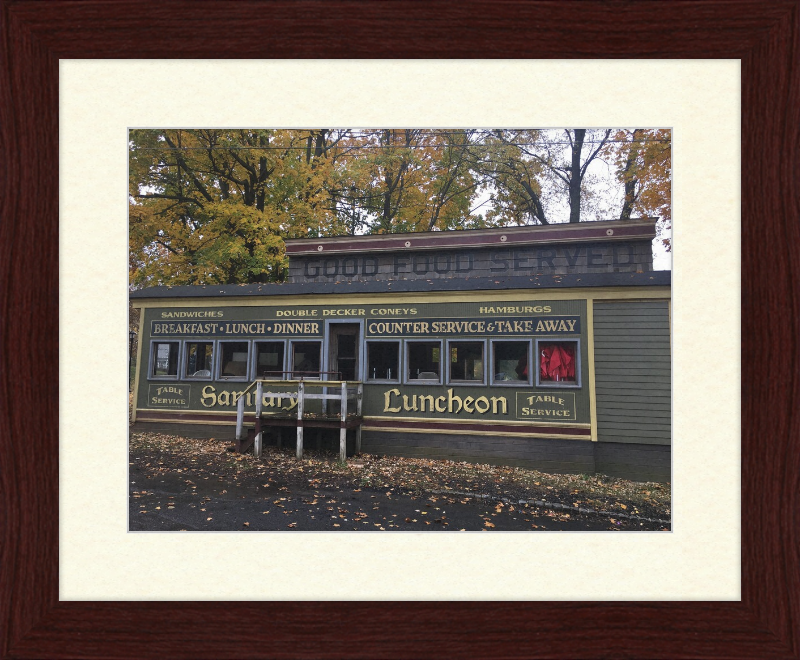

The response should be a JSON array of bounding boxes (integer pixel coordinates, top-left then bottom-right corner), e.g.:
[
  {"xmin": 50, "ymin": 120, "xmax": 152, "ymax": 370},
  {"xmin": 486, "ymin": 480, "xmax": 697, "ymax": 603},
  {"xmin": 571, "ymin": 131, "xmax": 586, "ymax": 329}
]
[{"xmin": 426, "ymin": 489, "xmax": 671, "ymax": 526}]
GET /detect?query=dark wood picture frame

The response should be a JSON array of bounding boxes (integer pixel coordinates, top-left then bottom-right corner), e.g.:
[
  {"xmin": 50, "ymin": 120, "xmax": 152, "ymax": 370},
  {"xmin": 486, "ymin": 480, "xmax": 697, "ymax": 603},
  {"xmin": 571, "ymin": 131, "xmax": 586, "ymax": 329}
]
[{"xmin": 1, "ymin": 1, "xmax": 797, "ymax": 658}]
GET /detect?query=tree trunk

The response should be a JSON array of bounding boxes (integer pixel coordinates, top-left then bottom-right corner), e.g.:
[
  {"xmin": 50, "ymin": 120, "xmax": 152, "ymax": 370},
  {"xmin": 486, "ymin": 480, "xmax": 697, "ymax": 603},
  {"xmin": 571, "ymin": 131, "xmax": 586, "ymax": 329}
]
[
  {"xmin": 568, "ymin": 129, "xmax": 585, "ymax": 223},
  {"xmin": 620, "ymin": 129, "xmax": 644, "ymax": 221},
  {"xmin": 520, "ymin": 180, "xmax": 548, "ymax": 224}
]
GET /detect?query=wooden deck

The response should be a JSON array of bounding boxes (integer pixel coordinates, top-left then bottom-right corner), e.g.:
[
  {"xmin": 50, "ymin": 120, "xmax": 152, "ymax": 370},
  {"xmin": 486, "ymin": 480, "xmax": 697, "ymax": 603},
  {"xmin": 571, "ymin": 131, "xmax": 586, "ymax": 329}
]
[{"xmin": 234, "ymin": 379, "xmax": 363, "ymax": 462}]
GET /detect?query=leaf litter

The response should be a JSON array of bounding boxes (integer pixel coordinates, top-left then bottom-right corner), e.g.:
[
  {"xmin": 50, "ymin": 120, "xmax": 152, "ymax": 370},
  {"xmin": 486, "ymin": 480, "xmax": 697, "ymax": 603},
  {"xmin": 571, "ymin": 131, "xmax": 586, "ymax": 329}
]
[{"xmin": 130, "ymin": 431, "xmax": 670, "ymax": 523}]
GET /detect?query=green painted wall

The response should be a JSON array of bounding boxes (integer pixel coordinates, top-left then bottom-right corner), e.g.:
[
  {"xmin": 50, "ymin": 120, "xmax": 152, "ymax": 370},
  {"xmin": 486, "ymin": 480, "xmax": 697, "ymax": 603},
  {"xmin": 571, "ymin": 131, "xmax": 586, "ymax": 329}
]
[
  {"xmin": 593, "ymin": 300, "xmax": 672, "ymax": 445},
  {"xmin": 136, "ymin": 298, "xmax": 590, "ymax": 425}
]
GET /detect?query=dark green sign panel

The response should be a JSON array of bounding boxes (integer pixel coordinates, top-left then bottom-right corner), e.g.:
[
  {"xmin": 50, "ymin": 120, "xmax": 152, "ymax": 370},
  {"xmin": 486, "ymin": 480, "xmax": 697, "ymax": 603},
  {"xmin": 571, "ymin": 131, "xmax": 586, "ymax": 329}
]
[
  {"xmin": 147, "ymin": 384, "xmax": 191, "ymax": 408},
  {"xmin": 150, "ymin": 320, "xmax": 322, "ymax": 338},
  {"xmin": 516, "ymin": 391, "xmax": 576, "ymax": 421},
  {"xmin": 366, "ymin": 316, "xmax": 580, "ymax": 337}
]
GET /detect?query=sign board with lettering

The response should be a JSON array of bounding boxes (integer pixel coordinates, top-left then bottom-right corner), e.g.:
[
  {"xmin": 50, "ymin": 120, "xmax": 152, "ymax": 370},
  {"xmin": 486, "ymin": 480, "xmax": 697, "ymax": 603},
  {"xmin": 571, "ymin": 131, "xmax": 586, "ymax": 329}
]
[
  {"xmin": 516, "ymin": 392, "xmax": 576, "ymax": 421},
  {"xmin": 288, "ymin": 243, "xmax": 653, "ymax": 284},
  {"xmin": 150, "ymin": 320, "xmax": 322, "ymax": 338},
  {"xmin": 366, "ymin": 317, "xmax": 580, "ymax": 337},
  {"xmin": 136, "ymin": 298, "xmax": 590, "ymax": 425},
  {"xmin": 148, "ymin": 384, "xmax": 191, "ymax": 408},
  {"xmin": 283, "ymin": 220, "xmax": 658, "ymax": 284}
]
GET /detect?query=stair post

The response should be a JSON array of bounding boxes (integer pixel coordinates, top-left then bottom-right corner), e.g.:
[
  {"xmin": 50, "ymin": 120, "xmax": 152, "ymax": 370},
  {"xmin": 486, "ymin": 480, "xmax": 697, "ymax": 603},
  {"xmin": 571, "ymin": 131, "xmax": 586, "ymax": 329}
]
[
  {"xmin": 339, "ymin": 381, "xmax": 348, "ymax": 463},
  {"xmin": 235, "ymin": 393, "xmax": 245, "ymax": 452},
  {"xmin": 296, "ymin": 380, "xmax": 305, "ymax": 459},
  {"xmin": 356, "ymin": 382, "xmax": 363, "ymax": 455},
  {"xmin": 254, "ymin": 381, "xmax": 263, "ymax": 458}
]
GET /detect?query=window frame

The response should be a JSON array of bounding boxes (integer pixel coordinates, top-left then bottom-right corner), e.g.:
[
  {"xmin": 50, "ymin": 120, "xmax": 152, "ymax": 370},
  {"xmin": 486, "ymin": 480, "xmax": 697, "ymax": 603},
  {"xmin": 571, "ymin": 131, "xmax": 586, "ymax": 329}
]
[
  {"xmin": 216, "ymin": 339, "xmax": 252, "ymax": 382},
  {"xmin": 365, "ymin": 339, "xmax": 402, "ymax": 384},
  {"xmin": 403, "ymin": 338, "xmax": 443, "ymax": 385},
  {"xmin": 445, "ymin": 338, "xmax": 487, "ymax": 387},
  {"xmin": 251, "ymin": 339, "xmax": 287, "ymax": 381},
  {"xmin": 288, "ymin": 339, "xmax": 323, "ymax": 380},
  {"xmin": 490, "ymin": 338, "xmax": 533, "ymax": 387},
  {"xmin": 148, "ymin": 339, "xmax": 181, "ymax": 381},
  {"xmin": 181, "ymin": 339, "xmax": 216, "ymax": 381},
  {"xmin": 534, "ymin": 337, "xmax": 582, "ymax": 389}
]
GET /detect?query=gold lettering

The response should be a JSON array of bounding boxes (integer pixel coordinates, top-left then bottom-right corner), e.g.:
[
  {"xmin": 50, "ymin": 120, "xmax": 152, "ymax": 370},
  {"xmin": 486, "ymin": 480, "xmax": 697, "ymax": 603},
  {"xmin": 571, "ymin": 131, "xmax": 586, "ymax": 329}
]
[
  {"xmin": 402, "ymin": 395, "xmax": 418, "ymax": 412},
  {"xmin": 463, "ymin": 396, "xmax": 475, "ymax": 413},
  {"xmin": 201, "ymin": 385, "xmax": 217, "ymax": 407},
  {"xmin": 217, "ymin": 390, "xmax": 231, "ymax": 406},
  {"xmin": 419, "ymin": 395, "xmax": 435, "ymax": 412},
  {"xmin": 474, "ymin": 396, "xmax": 490, "ymax": 414},
  {"xmin": 383, "ymin": 389, "xmax": 402, "ymax": 413},
  {"xmin": 447, "ymin": 388, "xmax": 462, "ymax": 414},
  {"xmin": 491, "ymin": 396, "xmax": 508, "ymax": 415}
]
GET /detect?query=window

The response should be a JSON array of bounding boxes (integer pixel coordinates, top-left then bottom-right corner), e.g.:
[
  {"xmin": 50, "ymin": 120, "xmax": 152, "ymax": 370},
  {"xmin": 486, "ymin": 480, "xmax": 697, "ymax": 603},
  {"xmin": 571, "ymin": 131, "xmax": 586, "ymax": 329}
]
[
  {"xmin": 218, "ymin": 341, "xmax": 250, "ymax": 380},
  {"xmin": 448, "ymin": 340, "xmax": 485, "ymax": 384},
  {"xmin": 491, "ymin": 340, "xmax": 531, "ymax": 385},
  {"xmin": 406, "ymin": 340, "xmax": 441, "ymax": 382},
  {"xmin": 536, "ymin": 339, "xmax": 580, "ymax": 387},
  {"xmin": 290, "ymin": 341, "xmax": 321, "ymax": 378},
  {"xmin": 367, "ymin": 341, "xmax": 400, "ymax": 381},
  {"xmin": 184, "ymin": 341, "xmax": 214, "ymax": 379},
  {"xmin": 150, "ymin": 341, "xmax": 179, "ymax": 378},
  {"xmin": 254, "ymin": 341, "xmax": 285, "ymax": 378}
]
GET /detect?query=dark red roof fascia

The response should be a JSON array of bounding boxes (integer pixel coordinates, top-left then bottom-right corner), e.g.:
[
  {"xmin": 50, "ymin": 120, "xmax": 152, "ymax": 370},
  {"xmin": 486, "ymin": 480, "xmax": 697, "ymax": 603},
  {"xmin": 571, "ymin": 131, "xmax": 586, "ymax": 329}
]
[{"xmin": 285, "ymin": 220, "xmax": 658, "ymax": 256}]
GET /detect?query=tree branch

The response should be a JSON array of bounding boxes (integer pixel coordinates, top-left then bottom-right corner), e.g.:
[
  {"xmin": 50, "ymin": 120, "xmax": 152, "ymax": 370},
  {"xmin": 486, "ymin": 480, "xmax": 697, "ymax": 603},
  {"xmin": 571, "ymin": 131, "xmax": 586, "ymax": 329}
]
[
  {"xmin": 579, "ymin": 129, "xmax": 612, "ymax": 178},
  {"xmin": 136, "ymin": 193, "xmax": 204, "ymax": 209},
  {"xmin": 163, "ymin": 134, "xmax": 215, "ymax": 203}
]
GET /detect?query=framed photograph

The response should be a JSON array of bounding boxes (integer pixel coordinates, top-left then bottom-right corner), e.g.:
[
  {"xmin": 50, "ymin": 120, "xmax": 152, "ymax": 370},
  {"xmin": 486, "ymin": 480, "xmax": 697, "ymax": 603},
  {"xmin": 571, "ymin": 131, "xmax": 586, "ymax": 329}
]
[{"xmin": 2, "ymin": 2, "xmax": 796, "ymax": 658}]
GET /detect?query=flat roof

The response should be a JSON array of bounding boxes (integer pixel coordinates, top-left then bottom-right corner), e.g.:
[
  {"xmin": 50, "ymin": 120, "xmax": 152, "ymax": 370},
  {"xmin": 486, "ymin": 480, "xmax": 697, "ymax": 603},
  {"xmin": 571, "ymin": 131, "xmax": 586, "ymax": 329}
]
[
  {"xmin": 285, "ymin": 219, "xmax": 658, "ymax": 256},
  {"xmin": 130, "ymin": 271, "xmax": 671, "ymax": 300}
]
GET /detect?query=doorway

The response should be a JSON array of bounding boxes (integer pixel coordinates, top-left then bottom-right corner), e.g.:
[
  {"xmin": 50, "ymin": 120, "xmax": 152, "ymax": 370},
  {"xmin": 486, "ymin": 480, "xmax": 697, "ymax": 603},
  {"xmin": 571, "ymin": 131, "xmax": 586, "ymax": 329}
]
[{"xmin": 327, "ymin": 322, "xmax": 361, "ymax": 382}]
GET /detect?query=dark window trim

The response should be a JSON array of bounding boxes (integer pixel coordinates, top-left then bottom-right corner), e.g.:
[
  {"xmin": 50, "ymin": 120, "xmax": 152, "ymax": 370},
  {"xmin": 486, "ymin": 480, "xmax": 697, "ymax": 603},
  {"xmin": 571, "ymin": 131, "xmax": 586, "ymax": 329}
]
[
  {"xmin": 490, "ymin": 338, "xmax": 533, "ymax": 387},
  {"xmin": 404, "ymin": 338, "xmax": 443, "ymax": 385},
  {"xmin": 216, "ymin": 339, "xmax": 252, "ymax": 382},
  {"xmin": 181, "ymin": 339, "xmax": 216, "ymax": 381},
  {"xmin": 445, "ymin": 338, "xmax": 488, "ymax": 387},
  {"xmin": 288, "ymin": 339, "xmax": 323, "ymax": 380},
  {"xmin": 365, "ymin": 339, "xmax": 402, "ymax": 384},
  {"xmin": 252, "ymin": 339, "xmax": 287, "ymax": 380},
  {"xmin": 147, "ymin": 339, "xmax": 181, "ymax": 381}
]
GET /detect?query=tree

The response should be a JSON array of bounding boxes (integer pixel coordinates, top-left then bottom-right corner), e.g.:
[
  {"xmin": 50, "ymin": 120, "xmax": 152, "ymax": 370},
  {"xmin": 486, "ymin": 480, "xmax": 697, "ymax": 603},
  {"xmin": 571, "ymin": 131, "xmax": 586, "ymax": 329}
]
[
  {"xmin": 605, "ymin": 129, "xmax": 672, "ymax": 248},
  {"xmin": 343, "ymin": 129, "xmax": 482, "ymax": 234},
  {"xmin": 472, "ymin": 130, "xmax": 549, "ymax": 226},
  {"xmin": 473, "ymin": 129, "xmax": 612, "ymax": 226},
  {"xmin": 129, "ymin": 129, "xmax": 348, "ymax": 286},
  {"xmin": 530, "ymin": 129, "xmax": 612, "ymax": 224},
  {"xmin": 422, "ymin": 130, "xmax": 480, "ymax": 231}
]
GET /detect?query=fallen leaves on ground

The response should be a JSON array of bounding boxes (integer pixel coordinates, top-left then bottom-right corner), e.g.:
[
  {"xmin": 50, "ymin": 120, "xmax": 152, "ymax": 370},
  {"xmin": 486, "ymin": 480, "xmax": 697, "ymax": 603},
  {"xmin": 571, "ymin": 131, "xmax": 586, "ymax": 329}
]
[{"xmin": 129, "ymin": 431, "xmax": 670, "ymax": 520}]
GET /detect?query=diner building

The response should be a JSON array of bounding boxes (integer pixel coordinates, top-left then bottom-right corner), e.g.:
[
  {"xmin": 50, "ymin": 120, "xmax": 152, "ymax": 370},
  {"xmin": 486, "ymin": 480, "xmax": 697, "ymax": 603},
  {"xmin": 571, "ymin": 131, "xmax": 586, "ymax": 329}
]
[{"xmin": 130, "ymin": 219, "xmax": 671, "ymax": 482}]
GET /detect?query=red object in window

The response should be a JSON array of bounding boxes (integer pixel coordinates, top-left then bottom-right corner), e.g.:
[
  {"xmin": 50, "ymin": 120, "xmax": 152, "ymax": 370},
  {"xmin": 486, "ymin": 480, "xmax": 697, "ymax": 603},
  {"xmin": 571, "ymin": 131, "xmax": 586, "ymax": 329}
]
[{"xmin": 540, "ymin": 343, "xmax": 576, "ymax": 381}]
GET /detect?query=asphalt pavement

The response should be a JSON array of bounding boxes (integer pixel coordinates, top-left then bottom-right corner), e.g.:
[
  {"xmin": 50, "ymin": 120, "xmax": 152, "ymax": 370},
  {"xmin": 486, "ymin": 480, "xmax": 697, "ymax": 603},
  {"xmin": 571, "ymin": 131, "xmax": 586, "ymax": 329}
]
[{"xmin": 129, "ymin": 459, "xmax": 669, "ymax": 532}]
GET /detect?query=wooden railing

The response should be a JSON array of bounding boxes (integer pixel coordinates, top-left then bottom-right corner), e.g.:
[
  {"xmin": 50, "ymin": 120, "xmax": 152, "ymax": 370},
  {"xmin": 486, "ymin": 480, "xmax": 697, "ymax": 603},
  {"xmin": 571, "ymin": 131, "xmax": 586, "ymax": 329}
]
[{"xmin": 235, "ymin": 379, "xmax": 363, "ymax": 462}]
